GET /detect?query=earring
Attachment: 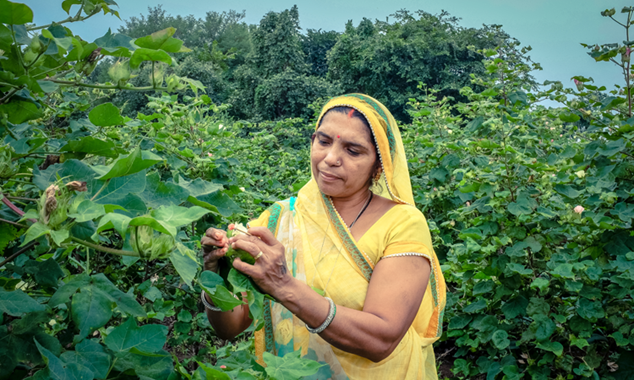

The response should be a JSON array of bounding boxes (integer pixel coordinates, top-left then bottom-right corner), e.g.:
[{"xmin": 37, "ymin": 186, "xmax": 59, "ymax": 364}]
[{"xmin": 373, "ymin": 171, "xmax": 382, "ymax": 184}]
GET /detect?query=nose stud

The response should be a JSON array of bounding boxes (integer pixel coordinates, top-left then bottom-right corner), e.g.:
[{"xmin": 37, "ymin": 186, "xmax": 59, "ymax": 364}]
[{"xmin": 336, "ymin": 160, "xmax": 341, "ymax": 165}]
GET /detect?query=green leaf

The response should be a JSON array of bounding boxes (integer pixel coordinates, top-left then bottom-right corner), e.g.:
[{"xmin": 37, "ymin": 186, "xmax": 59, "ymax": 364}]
[
  {"xmin": 206, "ymin": 285, "xmax": 243, "ymax": 311},
  {"xmin": 508, "ymin": 197, "xmax": 533, "ymax": 216},
  {"xmin": 112, "ymin": 349, "xmax": 173, "ymax": 379},
  {"xmin": 35, "ymin": 339, "xmax": 93, "ymax": 380},
  {"xmin": 139, "ymin": 172, "xmax": 189, "ymax": 209},
  {"xmin": 448, "ymin": 315, "xmax": 473, "ymax": 330},
  {"xmin": 88, "ymin": 103, "xmax": 123, "ymax": 127},
  {"xmin": 526, "ymin": 297, "xmax": 550, "ymax": 317},
  {"xmin": 98, "ymin": 148, "xmax": 162, "ymax": 180},
  {"xmin": 492, "ymin": 330, "xmax": 510, "ymax": 350},
  {"xmin": 0, "ymin": 0, "xmax": 33, "ymax": 24},
  {"xmin": 152, "ymin": 204, "xmax": 210, "ymax": 228},
  {"xmin": 0, "ymin": 289, "xmax": 45, "ymax": 316},
  {"xmin": 552, "ymin": 263, "xmax": 575, "ymax": 279},
  {"xmin": 104, "ymin": 318, "xmax": 167, "ymax": 353},
  {"xmin": 22, "ymin": 259, "xmax": 64, "ymax": 287},
  {"xmin": 506, "ymin": 263, "xmax": 532, "ymax": 275},
  {"xmin": 68, "ymin": 200, "xmax": 105, "ymax": 223},
  {"xmin": 464, "ymin": 299, "xmax": 487, "ymax": 313},
  {"xmin": 129, "ymin": 48, "xmax": 173, "ymax": 69},
  {"xmin": 71, "ymin": 285, "xmax": 115, "ymax": 342},
  {"xmin": 189, "ymin": 190, "xmax": 242, "ymax": 217},
  {"xmin": 21, "ymin": 222, "xmax": 51, "ymax": 246},
  {"xmin": 169, "ymin": 243, "xmax": 199, "ymax": 287},
  {"xmin": 506, "ymin": 241, "xmax": 529, "ymax": 257},
  {"xmin": 536, "ymin": 341, "xmax": 564, "ymax": 356},
  {"xmin": 95, "ymin": 213, "xmax": 131, "ymax": 238},
  {"xmin": 199, "ymin": 270, "xmax": 225, "ymax": 290},
  {"xmin": 91, "ymin": 171, "xmax": 147, "ymax": 205},
  {"xmin": 134, "ymin": 27, "xmax": 189, "ymax": 53},
  {"xmin": 263, "ymin": 350, "xmax": 323, "ymax": 380},
  {"xmin": 60, "ymin": 136, "xmax": 119, "ymax": 158},
  {"xmin": 60, "ymin": 340, "xmax": 110, "ymax": 380},
  {"xmin": 176, "ymin": 175, "xmax": 223, "ymax": 197},
  {"xmin": 501, "ymin": 296, "xmax": 528, "ymax": 319},
  {"xmin": 129, "ymin": 215, "xmax": 176, "ymax": 237},
  {"xmin": 94, "ymin": 28, "xmax": 134, "ymax": 55},
  {"xmin": 530, "ymin": 314, "xmax": 556, "ymax": 341},
  {"xmin": 473, "ymin": 280, "xmax": 494, "ymax": 295},
  {"xmin": 554, "ymin": 184, "xmax": 581, "ymax": 199},
  {"xmin": 611, "ymin": 202, "xmax": 634, "ymax": 222},
  {"xmin": 196, "ymin": 364, "xmax": 232, "ymax": 380},
  {"xmin": 0, "ymin": 100, "xmax": 43, "ymax": 124},
  {"xmin": 558, "ymin": 112, "xmax": 580, "ymax": 123},
  {"xmin": 465, "ymin": 116, "xmax": 484, "ymax": 132},
  {"xmin": 577, "ymin": 298, "xmax": 604, "ymax": 322}
]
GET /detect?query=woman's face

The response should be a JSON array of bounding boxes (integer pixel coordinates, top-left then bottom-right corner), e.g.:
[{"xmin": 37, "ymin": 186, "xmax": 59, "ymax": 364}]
[{"xmin": 311, "ymin": 111, "xmax": 378, "ymax": 198}]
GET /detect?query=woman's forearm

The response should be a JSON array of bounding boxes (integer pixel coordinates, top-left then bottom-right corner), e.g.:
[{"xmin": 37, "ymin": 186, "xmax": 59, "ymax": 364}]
[
  {"xmin": 205, "ymin": 292, "xmax": 253, "ymax": 340},
  {"xmin": 276, "ymin": 279, "xmax": 407, "ymax": 362}
]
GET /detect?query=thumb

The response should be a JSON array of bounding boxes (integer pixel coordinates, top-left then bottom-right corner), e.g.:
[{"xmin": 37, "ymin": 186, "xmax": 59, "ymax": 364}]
[
  {"xmin": 232, "ymin": 258, "xmax": 256, "ymax": 277},
  {"xmin": 248, "ymin": 226, "xmax": 279, "ymax": 246}
]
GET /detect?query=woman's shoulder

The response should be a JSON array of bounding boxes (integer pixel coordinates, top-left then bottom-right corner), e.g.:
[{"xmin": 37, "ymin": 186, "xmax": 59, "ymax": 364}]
[{"xmin": 377, "ymin": 202, "xmax": 433, "ymax": 247}]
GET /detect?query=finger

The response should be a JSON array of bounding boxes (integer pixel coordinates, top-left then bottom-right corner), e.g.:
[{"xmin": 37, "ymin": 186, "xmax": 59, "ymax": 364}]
[
  {"xmin": 231, "ymin": 239, "xmax": 263, "ymax": 257},
  {"xmin": 232, "ymin": 257, "xmax": 257, "ymax": 277},
  {"xmin": 248, "ymin": 227, "xmax": 279, "ymax": 246}
]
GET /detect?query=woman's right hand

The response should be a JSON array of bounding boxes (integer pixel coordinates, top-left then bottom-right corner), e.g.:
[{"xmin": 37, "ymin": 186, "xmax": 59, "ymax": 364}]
[{"xmin": 201, "ymin": 227, "xmax": 229, "ymax": 273}]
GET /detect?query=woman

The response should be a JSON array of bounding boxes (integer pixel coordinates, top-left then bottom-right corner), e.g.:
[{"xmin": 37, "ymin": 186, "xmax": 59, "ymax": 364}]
[{"xmin": 201, "ymin": 94, "xmax": 446, "ymax": 379}]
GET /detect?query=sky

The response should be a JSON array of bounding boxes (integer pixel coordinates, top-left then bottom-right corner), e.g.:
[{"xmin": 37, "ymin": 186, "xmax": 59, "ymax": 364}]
[{"xmin": 24, "ymin": 0, "xmax": 629, "ymax": 105}]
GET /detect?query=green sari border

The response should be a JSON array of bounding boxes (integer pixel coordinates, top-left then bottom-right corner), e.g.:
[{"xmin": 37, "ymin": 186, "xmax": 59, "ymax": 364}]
[
  {"xmin": 320, "ymin": 193, "xmax": 373, "ymax": 282},
  {"xmin": 263, "ymin": 201, "xmax": 284, "ymax": 354}
]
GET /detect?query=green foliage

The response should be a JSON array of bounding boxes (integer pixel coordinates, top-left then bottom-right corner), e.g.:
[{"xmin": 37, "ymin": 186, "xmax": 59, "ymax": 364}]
[{"xmin": 406, "ymin": 11, "xmax": 633, "ymax": 376}]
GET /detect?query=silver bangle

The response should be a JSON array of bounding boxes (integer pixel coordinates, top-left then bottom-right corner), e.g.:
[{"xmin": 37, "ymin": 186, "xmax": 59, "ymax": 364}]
[
  {"xmin": 201, "ymin": 290, "xmax": 222, "ymax": 312},
  {"xmin": 306, "ymin": 297, "xmax": 336, "ymax": 334}
]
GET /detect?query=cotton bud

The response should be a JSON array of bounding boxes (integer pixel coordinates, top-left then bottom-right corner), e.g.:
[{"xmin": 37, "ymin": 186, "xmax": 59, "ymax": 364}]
[
  {"xmin": 573, "ymin": 79, "xmax": 584, "ymax": 91},
  {"xmin": 574, "ymin": 205, "xmax": 584, "ymax": 214},
  {"xmin": 575, "ymin": 170, "xmax": 585, "ymax": 178},
  {"xmin": 450, "ymin": 220, "xmax": 455, "ymax": 227}
]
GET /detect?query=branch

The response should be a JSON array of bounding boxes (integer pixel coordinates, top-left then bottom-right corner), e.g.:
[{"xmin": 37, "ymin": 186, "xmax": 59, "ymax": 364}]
[
  {"xmin": 1, "ymin": 193, "xmax": 37, "ymax": 223},
  {"xmin": 70, "ymin": 237, "xmax": 138, "ymax": 257},
  {"xmin": 27, "ymin": 6, "xmax": 97, "ymax": 32},
  {"xmin": 47, "ymin": 79, "xmax": 171, "ymax": 92},
  {"xmin": 0, "ymin": 241, "xmax": 37, "ymax": 268},
  {"xmin": 0, "ymin": 218, "xmax": 27, "ymax": 229}
]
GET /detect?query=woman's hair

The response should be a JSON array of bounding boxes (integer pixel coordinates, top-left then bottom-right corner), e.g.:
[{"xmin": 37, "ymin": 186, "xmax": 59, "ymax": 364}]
[{"xmin": 317, "ymin": 106, "xmax": 382, "ymax": 189}]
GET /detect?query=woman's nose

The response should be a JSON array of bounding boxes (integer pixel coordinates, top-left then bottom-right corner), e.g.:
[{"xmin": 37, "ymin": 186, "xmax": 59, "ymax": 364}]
[{"xmin": 323, "ymin": 145, "xmax": 341, "ymax": 166}]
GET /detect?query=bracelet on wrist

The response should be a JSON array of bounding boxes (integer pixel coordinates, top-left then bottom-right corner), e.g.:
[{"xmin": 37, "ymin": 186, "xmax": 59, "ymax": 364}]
[
  {"xmin": 201, "ymin": 290, "xmax": 222, "ymax": 312},
  {"xmin": 306, "ymin": 297, "xmax": 336, "ymax": 334}
]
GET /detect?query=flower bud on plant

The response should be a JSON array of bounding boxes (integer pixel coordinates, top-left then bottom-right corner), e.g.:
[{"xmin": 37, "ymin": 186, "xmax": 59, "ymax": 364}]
[
  {"xmin": 0, "ymin": 145, "xmax": 18, "ymax": 179},
  {"xmin": 108, "ymin": 61, "xmax": 131, "ymax": 86},
  {"xmin": 224, "ymin": 223, "xmax": 256, "ymax": 266},
  {"xmin": 575, "ymin": 170, "xmax": 585, "ymax": 179},
  {"xmin": 573, "ymin": 79, "xmax": 584, "ymax": 91},
  {"xmin": 574, "ymin": 205, "xmax": 584, "ymax": 214}
]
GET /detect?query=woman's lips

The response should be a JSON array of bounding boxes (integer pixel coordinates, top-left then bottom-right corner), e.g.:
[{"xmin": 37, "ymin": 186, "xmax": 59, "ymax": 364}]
[{"xmin": 320, "ymin": 171, "xmax": 340, "ymax": 182}]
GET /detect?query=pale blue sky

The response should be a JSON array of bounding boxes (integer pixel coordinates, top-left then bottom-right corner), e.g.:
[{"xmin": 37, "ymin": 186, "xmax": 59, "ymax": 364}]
[{"xmin": 25, "ymin": 0, "xmax": 629, "ymax": 105}]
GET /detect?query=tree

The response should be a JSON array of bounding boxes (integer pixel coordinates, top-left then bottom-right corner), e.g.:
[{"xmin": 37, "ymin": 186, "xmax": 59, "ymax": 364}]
[{"xmin": 327, "ymin": 10, "xmax": 513, "ymax": 121}]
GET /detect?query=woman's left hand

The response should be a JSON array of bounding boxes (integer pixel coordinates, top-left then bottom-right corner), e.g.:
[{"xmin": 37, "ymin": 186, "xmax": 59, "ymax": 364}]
[{"xmin": 229, "ymin": 227, "xmax": 294, "ymax": 300}]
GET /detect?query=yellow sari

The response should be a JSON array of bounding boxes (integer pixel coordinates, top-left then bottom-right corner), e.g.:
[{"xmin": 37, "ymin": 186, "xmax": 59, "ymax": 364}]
[{"xmin": 250, "ymin": 94, "xmax": 446, "ymax": 379}]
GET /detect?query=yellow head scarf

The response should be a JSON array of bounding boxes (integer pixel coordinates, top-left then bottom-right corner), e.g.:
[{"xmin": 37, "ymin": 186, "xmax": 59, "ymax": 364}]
[{"xmin": 316, "ymin": 93, "xmax": 414, "ymax": 205}]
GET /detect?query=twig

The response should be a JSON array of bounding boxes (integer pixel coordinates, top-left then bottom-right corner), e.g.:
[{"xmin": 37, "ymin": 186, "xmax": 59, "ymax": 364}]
[
  {"xmin": 0, "ymin": 218, "xmax": 27, "ymax": 229},
  {"xmin": 6, "ymin": 196, "xmax": 37, "ymax": 202},
  {"xmin": 47, "ymin": 79, "xmax": 171, "ymax": 92},
  {"xmin": 0, "ymin": 241, "xmax": 38, "ymax": 268},
  {"xmin": 70, "ymin": 237, "xmax": 138, "ymax": 257},
  {"xmin": 1, "ymin": 193, "xmax": 37, "ymax": 222}
]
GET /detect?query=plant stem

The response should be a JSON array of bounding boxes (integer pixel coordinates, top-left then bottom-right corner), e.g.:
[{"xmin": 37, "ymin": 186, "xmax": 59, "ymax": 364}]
[
  {"xmin": 0, "ymin": 241, "xmax": 37, "ymax": 268},
  {"xmin": 0, "ymin": 218, "xmax": 27, "ymax": 228},
  {"xmin": 70, "ymin": 237, "xmax": 138, "ymax": 257},
  {"xmin": 27, "ymin": 4, "xmax": 95, "ymax": 32},
  {"xmin": 47, "ymin": 79, "xmax": 170, "ymax": 92}
]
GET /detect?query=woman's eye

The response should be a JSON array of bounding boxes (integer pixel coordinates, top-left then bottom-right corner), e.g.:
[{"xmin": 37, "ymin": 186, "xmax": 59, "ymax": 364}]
[
  {"xmin": 348, "ymin": 149, "xmax": 360, "ymax": 156},
  {"xmin": 318, "ymin": 139, "xmax": 329, "ymax": 146}
]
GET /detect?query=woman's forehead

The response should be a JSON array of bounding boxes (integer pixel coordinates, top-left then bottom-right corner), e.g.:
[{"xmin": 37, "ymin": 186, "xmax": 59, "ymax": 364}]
[{"xmin": 319, "ymin": 112, "xmax": 373, "ymax": 144}]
